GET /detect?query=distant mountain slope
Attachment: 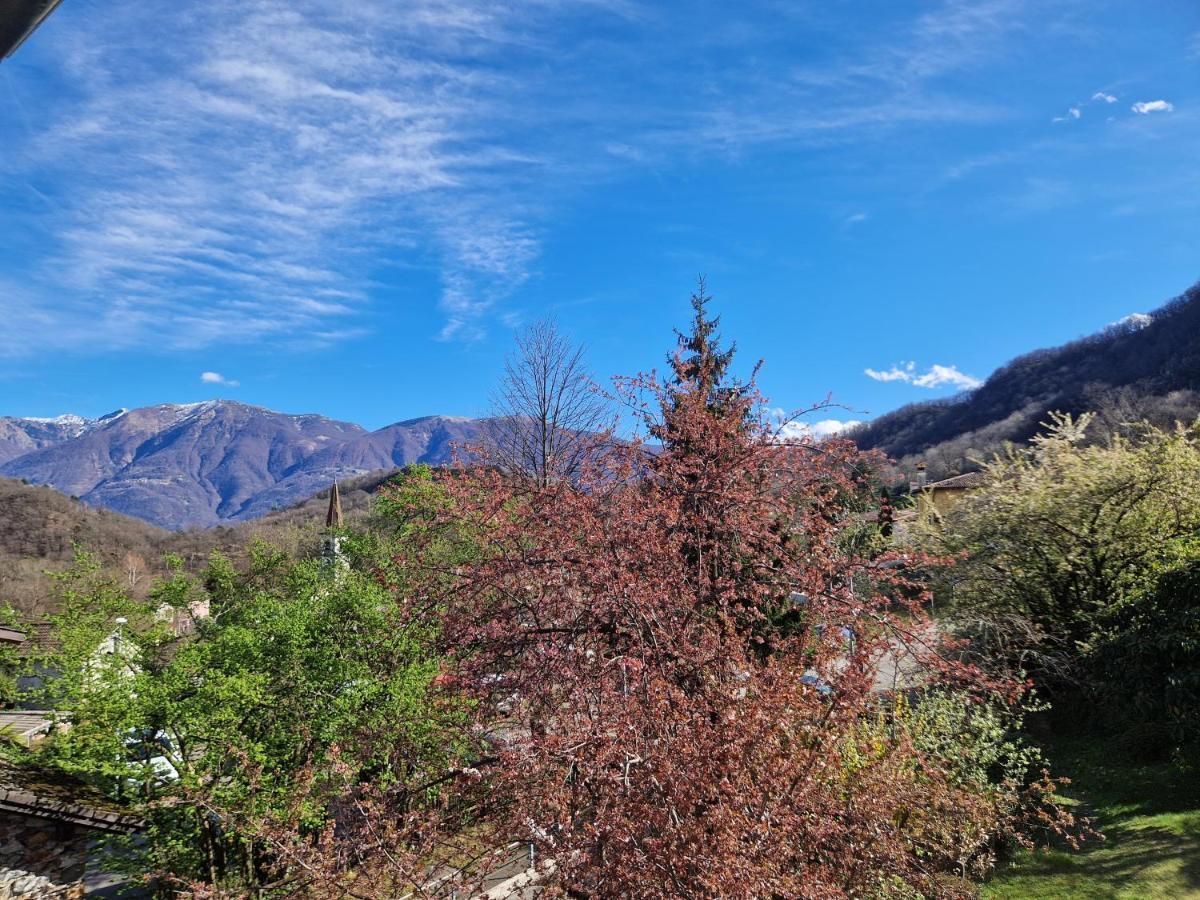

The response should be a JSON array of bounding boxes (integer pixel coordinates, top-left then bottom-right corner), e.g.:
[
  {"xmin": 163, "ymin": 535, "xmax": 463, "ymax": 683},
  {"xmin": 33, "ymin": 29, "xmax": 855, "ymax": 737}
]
[
  {"xmin": 0, "ymin": 402, "xmax": 484, "ymax": 530},
  {"xmin": 852, "ymin": 281, "xmax": 1200, "ymax": 477},
  {"xmin": 0, "ymin": 477, "xmax": 176, "ymax": 615},
  {"xmin": 234, "ymin": 416, "xmax": 480, "ymax": 521},
  {"xmin": 0, "ymin": 415, "xmax": 90, "ymax": 466}
]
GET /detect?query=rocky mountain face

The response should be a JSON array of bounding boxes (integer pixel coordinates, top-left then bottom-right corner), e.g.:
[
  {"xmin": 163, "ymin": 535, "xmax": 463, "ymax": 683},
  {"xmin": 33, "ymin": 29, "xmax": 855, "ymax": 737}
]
[
  {"xmin": 0, "ymin": 401, "xmax": 483, "ymax": 530},
  {"xmin": 233, "ymin": 415, "xmax": 480, "ymax": 521},
  {"xmin": 0, "ymin": 414, "xmax": 96, "ymax": 466}
]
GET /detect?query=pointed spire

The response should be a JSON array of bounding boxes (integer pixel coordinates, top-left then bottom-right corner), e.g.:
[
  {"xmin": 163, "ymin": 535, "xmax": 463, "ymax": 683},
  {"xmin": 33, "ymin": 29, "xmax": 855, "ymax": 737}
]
[{"xmin": 325, "ymin": 482, "xmax": 343, "ymax": 529}]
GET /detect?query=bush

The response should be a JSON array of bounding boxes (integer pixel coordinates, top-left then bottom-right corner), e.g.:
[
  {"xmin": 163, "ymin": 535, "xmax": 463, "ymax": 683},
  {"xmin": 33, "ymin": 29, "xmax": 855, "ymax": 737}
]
[
  {"xmin": 1090, "ymin": 541, "xmax": 1200, "ymax": 764},
  {"xmin": 1113, "ymin": 722, "xmax": 1174, "ymax": 764},
  {"xmin": 915, "ymin": 414, "xmax": 1200, "ymax": 693},
  {"xmin": 856, "ymin": 691, "xmax": 1071, "ymax": 880}
]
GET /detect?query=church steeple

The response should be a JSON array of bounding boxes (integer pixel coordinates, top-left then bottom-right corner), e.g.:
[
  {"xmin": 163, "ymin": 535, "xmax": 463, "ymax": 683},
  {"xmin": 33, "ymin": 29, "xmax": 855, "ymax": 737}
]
[
  {"xmin": 321, "ymin": 482, "xmax": 347, "ymax": 576},
  {"xmin": 325, "ymin": 481, "xmax": 343, "ymax": 529}
]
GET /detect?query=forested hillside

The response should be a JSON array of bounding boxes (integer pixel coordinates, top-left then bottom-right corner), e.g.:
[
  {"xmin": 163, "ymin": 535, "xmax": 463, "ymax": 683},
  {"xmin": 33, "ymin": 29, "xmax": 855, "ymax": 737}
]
[
  {"xmin": 852, "ymin": 282, "xmax": 1200, "ymax": 479},
  {"xmin": 0, "ymin": 471, "xmax": 392, "ymax": 616}
]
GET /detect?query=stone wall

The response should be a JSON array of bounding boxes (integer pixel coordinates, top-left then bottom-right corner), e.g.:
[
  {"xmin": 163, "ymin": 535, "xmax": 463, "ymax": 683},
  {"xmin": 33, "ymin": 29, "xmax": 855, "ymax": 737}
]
[{"xmin": 0, "ymin": 811, "xmax": 87, "ymax": 898}]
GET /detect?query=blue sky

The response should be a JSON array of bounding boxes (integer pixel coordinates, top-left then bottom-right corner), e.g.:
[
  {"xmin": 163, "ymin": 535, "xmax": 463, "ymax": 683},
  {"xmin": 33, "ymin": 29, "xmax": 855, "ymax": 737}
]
[{"xmin": 1, "ymin": 0, "xmax": 1197, "ymax": 432}]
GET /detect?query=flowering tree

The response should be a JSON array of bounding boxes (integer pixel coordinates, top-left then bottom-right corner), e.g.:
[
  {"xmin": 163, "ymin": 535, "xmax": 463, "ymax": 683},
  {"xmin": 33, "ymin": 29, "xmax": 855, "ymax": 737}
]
[
  {"xmin": 374, "ymin": 290, "xmax": 1077, "ymax": 898},
  {"xmin": 914, "ymin": 413, "xmax": 1200, "ymax": 689}
]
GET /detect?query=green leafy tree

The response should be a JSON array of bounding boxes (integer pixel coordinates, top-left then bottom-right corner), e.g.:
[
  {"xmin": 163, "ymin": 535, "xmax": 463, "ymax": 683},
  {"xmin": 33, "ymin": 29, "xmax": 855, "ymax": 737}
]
[
  {"xmin": 915, "ymin": 413, "xmax": 1200, "ymax": 688},
  {"xmin": 24, "ymin": 482, "xmax": 467, "ymax": 894}
]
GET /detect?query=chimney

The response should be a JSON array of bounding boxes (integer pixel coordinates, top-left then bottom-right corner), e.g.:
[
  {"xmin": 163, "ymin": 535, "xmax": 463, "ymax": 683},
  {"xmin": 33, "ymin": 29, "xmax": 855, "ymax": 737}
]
[{"xmin": 909, "ymin": 461, "xmax": 927, "ymax": 493}]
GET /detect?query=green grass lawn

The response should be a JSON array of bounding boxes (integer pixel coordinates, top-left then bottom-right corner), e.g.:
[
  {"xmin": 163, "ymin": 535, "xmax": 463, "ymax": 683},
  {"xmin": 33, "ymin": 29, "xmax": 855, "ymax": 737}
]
[{"xmin": 984, "ymin": 735, "xmax": 1200, "ymax": 899}]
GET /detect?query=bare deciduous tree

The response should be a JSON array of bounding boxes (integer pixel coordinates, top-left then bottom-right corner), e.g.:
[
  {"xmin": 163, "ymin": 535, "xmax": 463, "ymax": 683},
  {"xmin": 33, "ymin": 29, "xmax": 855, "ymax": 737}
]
[
  {"xmin": 122, "ymin": 551, "xmax": 147, "ymax": 592},
  {"xmin": 486, "ymin": 318, "xmax": 610, "ymax": 487}
]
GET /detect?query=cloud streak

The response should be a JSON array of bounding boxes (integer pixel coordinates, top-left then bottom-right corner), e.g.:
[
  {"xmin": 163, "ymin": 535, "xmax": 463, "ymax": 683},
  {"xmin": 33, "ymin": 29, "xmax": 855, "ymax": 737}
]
[
  {"xmin": 200, "ymin": 371, "xmax": 239, "ymax": 387},
  {"xmin": 0, "ymin": 0, "xmax": 1160, "ymax": 360},
  {"xmin": 865, "ymin": 361, "xmax": 982, "ymax": 390}
]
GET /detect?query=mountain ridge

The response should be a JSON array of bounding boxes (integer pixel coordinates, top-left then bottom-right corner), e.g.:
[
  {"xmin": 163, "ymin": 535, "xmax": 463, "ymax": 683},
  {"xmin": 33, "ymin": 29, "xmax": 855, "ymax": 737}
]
[
  {"xmin": 0, "ymin": 401, "xmax": 485, "ymax": 530},
  {"xmin": 852, "ymin": 280, "xmax": 1200, "ymax": 479}
]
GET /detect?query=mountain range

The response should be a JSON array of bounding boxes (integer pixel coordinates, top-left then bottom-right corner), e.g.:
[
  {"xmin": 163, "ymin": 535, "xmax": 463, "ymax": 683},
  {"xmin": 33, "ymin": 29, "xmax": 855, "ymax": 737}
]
[
  {"xmin": 0, "ymin": 402, "xmax": 483, "ymax": 530},
  {"xmin": 5, "ymin": 280, "xmax": 1199, "ymax": 530}
]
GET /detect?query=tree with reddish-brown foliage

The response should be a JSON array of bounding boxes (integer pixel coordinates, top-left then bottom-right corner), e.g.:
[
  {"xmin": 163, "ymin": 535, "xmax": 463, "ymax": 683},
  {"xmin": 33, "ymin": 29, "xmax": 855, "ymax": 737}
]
[
  {"xmin": 266, "ymin": 290, "xmax": 1079, "ymax": 899},
  {"xmin": 339, "ymin": 290, "xmax": 1074, "ymax": 899}
]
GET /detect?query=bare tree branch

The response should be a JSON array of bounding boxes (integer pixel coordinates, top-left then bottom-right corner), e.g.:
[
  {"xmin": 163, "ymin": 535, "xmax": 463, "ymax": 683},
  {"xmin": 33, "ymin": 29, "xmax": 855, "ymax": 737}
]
[{"xmin": 485, "ymin": 318, "xmax": 611, "ymax": 488}]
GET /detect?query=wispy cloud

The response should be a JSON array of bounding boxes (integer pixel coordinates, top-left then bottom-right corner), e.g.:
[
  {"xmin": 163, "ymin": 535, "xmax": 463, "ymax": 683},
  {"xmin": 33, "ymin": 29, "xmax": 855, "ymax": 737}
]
[
  {"xmin": 865, "ymin": 361, "xmax": 982, "ymax": 390},
  {"xmin": 200, "ymin": 371, "xmax": 239, "ymax": 387},
  {"xmin": 2, "ymin": 0, "xmax": 1179, "ymax": 362},
  {"xmin": 1052, "ymin": 106, "xmax": 1082, "ymax": 123},
  {"xmin": 18, "ymin": 0, "xmax": 1034, "ymax": 355},
  {"xmin": 1092, "ymin": 91, "xmax": 1117, "ymax": 104},
  {"xmin": 1132, "ymin": 99, "xmax": 1174, "ymax": 114},
  {"xmin": 694, "ymin": 0, "xmax": 1034, "ymax": 149},
  {"xmin": 2, "ymin": 0, "xmax": 605, "ymax": 354}
]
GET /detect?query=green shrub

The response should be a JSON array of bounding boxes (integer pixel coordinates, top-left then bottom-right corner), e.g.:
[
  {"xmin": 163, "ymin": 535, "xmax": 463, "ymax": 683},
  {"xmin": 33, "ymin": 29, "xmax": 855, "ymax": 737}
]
[
  {"xmin": 1091, "ymin": 540, "xmax": 1200, "ymax": 764},
  {"xmin": 1113, "ymin": 722, "xmax": 1173, "ymax": 764}
]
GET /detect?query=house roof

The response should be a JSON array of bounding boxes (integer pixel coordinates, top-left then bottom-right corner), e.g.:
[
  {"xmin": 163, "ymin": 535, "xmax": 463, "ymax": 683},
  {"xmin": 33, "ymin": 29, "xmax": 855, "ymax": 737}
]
[
  {"xmin": 0, "ymin": 0, "xmax": 64, "ymax": 60},
  {"xmin": 925, "ymin": 471, "xmax": 986, "ymax": 491},
  {"xmin": 14, "ymin": 622, "xmax": 56, "ymax": 658},
  {"xmin": 0, "ymin": 758, "xmax": 142, "ymax": 832}
]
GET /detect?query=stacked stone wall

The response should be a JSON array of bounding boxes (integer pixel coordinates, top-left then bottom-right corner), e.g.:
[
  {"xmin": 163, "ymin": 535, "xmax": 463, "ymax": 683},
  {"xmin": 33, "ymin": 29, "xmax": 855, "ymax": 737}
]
[{"xmin": 0, "ymin": 812, "xmax": 87, "ymax": 898}]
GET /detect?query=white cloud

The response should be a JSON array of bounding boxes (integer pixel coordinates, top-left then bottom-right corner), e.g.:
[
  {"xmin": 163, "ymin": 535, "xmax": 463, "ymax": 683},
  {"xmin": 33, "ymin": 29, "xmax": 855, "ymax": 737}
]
[
  {"xmin": 912, "ymin": 364, "xmax": 983, "ymax": 389},
  {"xmin": 1052, "ymin": 106, "xmax": 1082, "ymax": 123},
  {"xmin": 1092, "ymin": 92, "xmax": 1117, "ymax": 104},
  {"xmin": 864, "ymin": 362, "xmax": 918, "ymax": 382},
  {"xmin": 200, "ymin": 371, "xmax": 239, "ymax": 387},
  {"xmin": 770, "ymin": 410, "xmax": 863, "ymax": 442},
  {"xmin": 865, "ymin": 361, "xmax": 982, "ymax": 390},
  {"xmin": 1132, "ymin": 100, "xmax": 1174, "ymax": 114},
  {"xmin": 842, "ymin": 211, "xmax": 869, "ymax": 228},
  {"xmin": 0, "ymin": 0, "xmax": 1148, "ymax": 359}
]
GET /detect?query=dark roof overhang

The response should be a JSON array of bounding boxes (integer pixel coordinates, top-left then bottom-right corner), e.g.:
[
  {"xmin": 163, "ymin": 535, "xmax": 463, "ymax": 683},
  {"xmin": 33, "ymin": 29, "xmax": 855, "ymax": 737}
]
[{"xmin": 0, "ymin": 0, "xmax": 65, "ymax": 60}]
